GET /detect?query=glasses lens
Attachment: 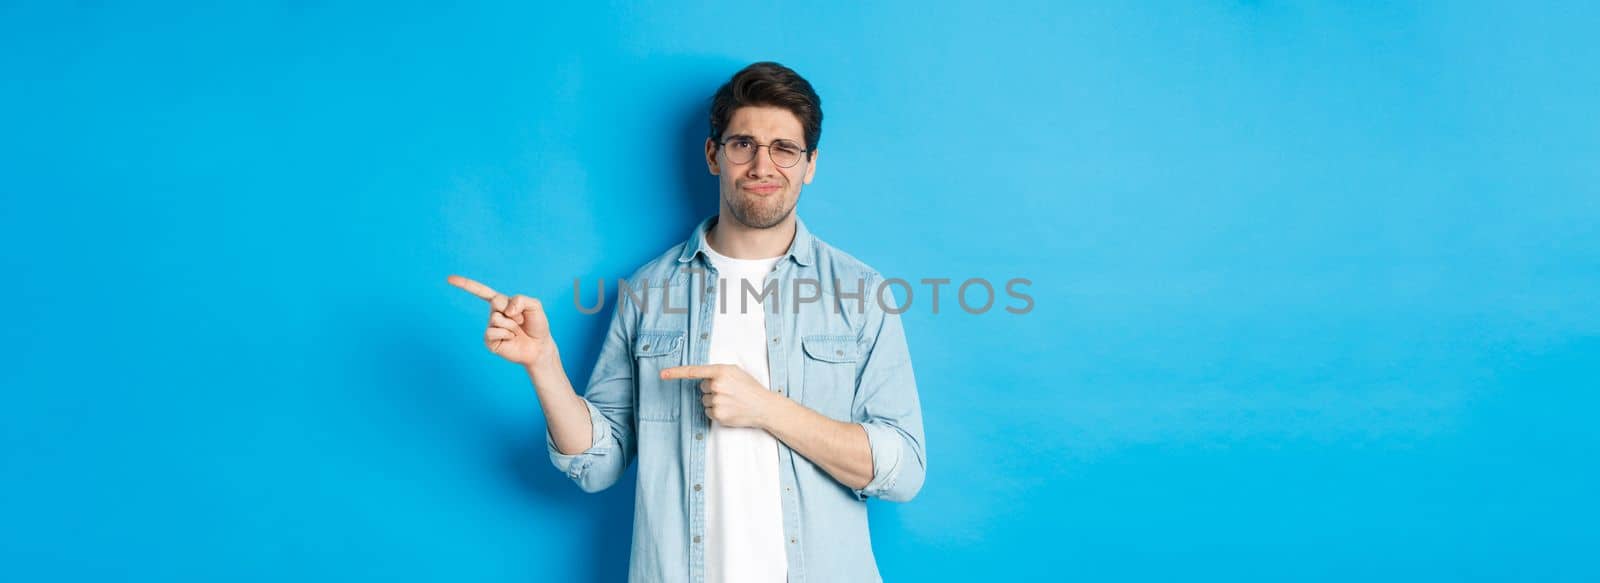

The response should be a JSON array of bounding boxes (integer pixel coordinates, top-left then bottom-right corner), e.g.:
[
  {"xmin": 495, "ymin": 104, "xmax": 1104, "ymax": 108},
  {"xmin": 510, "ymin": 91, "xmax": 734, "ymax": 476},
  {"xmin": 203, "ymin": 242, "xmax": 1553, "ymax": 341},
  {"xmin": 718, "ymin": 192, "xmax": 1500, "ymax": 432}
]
[
  {"xmin": 771, "ymin": 140, "xmax": 803, "ymax": 167},
  {"xmin": 724, "ymin": 139, "xmax": 755, "ymax": 164}
]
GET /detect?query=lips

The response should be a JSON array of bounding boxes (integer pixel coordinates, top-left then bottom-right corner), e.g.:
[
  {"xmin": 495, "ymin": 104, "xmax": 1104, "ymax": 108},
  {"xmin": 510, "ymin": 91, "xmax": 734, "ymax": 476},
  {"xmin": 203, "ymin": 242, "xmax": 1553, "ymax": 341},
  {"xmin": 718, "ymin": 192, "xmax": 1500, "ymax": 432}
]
[{"xmin": 743, "ymin": 183, "xmax": 780, "ymax": 194}]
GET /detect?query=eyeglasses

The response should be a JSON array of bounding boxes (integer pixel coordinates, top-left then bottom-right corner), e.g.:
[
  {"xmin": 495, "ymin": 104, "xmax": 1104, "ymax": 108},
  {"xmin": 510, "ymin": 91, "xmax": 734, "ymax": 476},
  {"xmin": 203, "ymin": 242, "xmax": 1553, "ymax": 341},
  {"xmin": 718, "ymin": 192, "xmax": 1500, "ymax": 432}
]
[{"xmin": 716, "ymin": 136, "xmax": 811, "ymax": 168}]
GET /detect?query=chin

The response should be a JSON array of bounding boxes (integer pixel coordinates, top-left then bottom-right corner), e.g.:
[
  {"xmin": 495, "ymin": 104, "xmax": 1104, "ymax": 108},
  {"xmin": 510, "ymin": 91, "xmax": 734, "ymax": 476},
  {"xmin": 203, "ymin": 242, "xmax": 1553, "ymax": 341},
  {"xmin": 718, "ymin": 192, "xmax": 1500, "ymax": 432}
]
[{"xmin": 730, "ymin": 200, "xmax": 793, "ymax": 230}]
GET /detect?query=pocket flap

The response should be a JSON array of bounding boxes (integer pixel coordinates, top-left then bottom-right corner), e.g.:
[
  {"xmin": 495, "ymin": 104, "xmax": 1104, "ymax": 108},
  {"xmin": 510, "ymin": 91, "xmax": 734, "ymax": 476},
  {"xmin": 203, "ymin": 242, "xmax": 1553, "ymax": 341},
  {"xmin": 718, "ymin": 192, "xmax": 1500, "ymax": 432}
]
[
  {"xmin": 635, "ymin": 330, "xmax": 685, "ymax": 357},
  {"xmin": 802, "ymin": 335, "xmax": 859, "ymax": 363}
]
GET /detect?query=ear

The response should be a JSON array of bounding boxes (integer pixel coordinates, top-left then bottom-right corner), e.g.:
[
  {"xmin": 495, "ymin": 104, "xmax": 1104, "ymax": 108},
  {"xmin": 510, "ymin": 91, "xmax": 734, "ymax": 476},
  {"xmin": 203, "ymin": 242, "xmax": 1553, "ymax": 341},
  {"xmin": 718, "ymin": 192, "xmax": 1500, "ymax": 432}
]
[
  {"xmin": 802, "ymin": 149, "xmax": 818, "ymax": 184},
  {"xmin": 705, "ymin": 137, "xmax": 721, "ymax": 175}
]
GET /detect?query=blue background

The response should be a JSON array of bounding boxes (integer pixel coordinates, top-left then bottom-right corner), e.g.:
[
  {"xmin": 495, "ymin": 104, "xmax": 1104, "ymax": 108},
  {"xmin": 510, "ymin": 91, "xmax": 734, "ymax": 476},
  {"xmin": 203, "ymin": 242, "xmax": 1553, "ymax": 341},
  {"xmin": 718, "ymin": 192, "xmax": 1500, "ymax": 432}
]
[{"xmin": 3, "ymin": 2, "xmax": 1596, "ymax": 581}]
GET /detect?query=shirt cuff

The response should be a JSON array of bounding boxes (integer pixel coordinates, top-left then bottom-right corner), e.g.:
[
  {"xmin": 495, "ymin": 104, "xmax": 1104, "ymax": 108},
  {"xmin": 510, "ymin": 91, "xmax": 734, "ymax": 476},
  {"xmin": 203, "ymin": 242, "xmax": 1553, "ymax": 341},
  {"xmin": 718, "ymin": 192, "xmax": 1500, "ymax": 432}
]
[
  {"xmin": 853, "ymin": 421, "xmax": 904, "ymax": 501},
  {"xmin": 547, "ymin": 398, "xmax": 613, "ymax": 481}
]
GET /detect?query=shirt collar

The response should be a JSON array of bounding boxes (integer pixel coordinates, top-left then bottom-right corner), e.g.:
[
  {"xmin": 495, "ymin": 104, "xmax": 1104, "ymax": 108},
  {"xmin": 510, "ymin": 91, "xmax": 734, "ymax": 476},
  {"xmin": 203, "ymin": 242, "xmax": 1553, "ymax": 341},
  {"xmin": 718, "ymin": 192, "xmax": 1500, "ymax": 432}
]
[{"xmin": 676, "ymin": 213, "xmax": 815, "ymax": 267}]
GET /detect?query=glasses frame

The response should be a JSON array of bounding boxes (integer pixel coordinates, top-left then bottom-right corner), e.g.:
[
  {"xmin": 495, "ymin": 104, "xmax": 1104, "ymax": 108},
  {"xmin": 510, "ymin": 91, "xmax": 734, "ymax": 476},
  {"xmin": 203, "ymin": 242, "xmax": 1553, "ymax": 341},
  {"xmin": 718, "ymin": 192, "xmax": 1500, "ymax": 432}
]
[{"xmin": 715, "ymin": 136, "xmax": 812, "ymax": 168}]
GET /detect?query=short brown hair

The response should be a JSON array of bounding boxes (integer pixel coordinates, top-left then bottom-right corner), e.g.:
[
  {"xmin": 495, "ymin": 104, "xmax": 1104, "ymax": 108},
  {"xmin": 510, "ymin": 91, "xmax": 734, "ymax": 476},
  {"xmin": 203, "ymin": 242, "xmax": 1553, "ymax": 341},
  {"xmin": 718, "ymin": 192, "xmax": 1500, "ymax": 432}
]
[{"xmin": 708, "ymin": 61, "xmax": 822, "ymax": 157}]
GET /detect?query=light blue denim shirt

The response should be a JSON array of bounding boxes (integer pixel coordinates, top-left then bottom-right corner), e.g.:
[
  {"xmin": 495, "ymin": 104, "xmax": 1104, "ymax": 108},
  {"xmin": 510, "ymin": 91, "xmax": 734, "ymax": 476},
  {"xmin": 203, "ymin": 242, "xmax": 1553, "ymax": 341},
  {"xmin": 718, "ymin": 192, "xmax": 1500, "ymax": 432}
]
[{"xmin": 547, "ymin": 214, "xmax": 927, "ymax": 583}]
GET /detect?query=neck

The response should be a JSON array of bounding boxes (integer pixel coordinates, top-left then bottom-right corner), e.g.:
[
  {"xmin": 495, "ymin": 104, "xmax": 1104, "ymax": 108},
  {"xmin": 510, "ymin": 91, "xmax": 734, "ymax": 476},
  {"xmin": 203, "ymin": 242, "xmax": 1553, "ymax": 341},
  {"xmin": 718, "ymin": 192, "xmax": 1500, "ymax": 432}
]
[{"xmin": 707, "ymin": 211, "xmax": 795, "ymax": 260}]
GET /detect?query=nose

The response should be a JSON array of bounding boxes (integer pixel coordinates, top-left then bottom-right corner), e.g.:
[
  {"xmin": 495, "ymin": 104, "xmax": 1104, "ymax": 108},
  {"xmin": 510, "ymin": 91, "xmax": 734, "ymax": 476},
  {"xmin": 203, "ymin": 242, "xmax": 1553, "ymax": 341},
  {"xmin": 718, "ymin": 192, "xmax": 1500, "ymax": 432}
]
[{"xmin": 746, "ymin": 145, "xmax": 778, "ymax": 177}]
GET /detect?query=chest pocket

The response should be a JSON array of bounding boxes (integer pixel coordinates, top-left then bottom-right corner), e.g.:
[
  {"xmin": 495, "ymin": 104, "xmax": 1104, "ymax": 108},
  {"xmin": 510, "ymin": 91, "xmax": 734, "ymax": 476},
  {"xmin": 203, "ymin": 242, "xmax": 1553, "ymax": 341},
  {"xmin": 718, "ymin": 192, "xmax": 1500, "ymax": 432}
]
[
  {"xmin": 801, "ymin": 335, "xmax": 860, "ymax": 422},
  {"xmin": 635, "ymin": 329, "xmax": 686, "ymax": 422}
]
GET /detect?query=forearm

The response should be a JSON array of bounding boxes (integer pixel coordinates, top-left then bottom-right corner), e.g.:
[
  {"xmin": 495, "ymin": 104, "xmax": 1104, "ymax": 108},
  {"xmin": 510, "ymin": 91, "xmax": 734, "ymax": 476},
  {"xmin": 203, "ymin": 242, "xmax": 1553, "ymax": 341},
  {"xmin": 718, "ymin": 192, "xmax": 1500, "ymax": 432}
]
[
  {"xmin": 526, "ymin": 353, "xmax": 593, "ymax": 456},
  {"xmin": 761, "ymin": 394, "xmax": 874, "ymax": 491}
]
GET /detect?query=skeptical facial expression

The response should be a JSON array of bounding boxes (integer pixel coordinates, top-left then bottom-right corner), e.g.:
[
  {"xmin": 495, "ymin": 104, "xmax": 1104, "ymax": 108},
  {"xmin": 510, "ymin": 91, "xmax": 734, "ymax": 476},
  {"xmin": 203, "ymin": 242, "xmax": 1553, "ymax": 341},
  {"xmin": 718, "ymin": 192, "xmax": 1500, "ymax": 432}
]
[{"xmin": 704, "ymin": 105, "xmax": 818, "ymax": 229}]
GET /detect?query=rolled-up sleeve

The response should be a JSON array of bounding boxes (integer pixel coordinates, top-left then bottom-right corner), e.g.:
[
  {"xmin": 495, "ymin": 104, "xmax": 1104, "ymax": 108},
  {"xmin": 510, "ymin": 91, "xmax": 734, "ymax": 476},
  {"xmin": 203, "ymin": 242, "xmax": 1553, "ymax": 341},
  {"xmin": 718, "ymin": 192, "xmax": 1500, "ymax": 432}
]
[
  {"xmin": 547, "ymin": 284, "xmax": 639, "ymax": 493},
  {"xmin": 850, "ymin": 274, "xmax": 927, "ymax": 503},
  {"xmin": 547, "ymin": 398, "xmax": 619, "ymax": 489}
]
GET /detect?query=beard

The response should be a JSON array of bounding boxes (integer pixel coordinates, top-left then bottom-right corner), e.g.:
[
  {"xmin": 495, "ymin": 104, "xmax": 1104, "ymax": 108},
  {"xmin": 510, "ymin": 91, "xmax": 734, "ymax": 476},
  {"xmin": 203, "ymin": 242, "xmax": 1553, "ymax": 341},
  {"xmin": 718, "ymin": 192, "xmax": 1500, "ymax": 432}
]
[{"xmin": 725, "ymin": 186, "xmax": 795, "ymax": 229}]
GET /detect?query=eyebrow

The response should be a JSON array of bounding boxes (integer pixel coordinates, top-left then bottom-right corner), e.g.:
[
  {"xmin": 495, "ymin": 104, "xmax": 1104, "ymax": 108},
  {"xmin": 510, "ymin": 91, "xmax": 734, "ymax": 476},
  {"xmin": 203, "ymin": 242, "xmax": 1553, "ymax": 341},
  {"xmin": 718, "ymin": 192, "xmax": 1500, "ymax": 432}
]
[{"xmin": 723, "ymin": 133, "xmax": 803, "ymax": 145}]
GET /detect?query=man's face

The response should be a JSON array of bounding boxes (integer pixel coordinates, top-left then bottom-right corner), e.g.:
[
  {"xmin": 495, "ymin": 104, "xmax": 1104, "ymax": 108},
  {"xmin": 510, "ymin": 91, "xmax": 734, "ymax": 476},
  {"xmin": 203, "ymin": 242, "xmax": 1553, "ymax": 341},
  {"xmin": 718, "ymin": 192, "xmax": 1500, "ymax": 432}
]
[{"xmin": 704, "ymin": 105, "xmax": 818, "ymax": 229}]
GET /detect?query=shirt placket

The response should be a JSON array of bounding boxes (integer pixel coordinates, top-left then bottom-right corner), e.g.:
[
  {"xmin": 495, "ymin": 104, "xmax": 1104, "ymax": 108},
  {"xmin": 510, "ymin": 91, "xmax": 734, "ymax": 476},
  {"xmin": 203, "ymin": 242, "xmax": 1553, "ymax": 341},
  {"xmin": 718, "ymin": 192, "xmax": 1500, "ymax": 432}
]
[
  {"xmin": 688, "ymin": 261, "xmax": 716, "ymax": 583},
  {"xmin": 764, "ymin": 260, "xmax": 807, "ymax": 583}
]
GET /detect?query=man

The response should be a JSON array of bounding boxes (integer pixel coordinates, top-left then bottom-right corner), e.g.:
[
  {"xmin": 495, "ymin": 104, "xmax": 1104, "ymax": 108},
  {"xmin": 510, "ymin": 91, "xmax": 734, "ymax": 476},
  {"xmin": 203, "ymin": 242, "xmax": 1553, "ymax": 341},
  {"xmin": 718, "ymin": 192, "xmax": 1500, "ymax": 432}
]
[{"xmin": 448, "ymin": 61, "xmax": 926, "ymax": 583}]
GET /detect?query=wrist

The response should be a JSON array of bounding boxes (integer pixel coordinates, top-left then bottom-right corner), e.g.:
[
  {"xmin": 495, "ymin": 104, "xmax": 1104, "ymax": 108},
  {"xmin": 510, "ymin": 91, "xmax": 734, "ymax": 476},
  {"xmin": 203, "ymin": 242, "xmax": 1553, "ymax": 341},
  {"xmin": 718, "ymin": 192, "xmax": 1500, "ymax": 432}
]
[
  {"xmin": 758, "ymin": 389, "xmax": 789, "ymax": 432},
  {"xmin": 524, "ymin": 350, "xmax": 565, "ymax": 386}
]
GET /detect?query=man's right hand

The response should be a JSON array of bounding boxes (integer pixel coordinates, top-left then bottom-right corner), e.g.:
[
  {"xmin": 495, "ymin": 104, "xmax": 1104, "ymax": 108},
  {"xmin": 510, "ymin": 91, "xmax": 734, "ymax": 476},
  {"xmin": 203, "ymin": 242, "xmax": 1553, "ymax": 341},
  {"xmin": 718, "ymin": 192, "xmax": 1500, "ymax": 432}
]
[{"xmin": 447, "ymin": 274, "xmax": 559, "ymax": 369}]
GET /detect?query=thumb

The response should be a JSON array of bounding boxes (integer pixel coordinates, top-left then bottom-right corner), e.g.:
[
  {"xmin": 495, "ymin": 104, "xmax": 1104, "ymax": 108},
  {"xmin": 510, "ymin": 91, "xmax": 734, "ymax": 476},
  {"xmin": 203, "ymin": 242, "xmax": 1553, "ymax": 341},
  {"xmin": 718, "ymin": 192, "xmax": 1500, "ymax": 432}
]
[{"xmin": 520, "ymin": 307, "xmax": 551, "ymax": 337}]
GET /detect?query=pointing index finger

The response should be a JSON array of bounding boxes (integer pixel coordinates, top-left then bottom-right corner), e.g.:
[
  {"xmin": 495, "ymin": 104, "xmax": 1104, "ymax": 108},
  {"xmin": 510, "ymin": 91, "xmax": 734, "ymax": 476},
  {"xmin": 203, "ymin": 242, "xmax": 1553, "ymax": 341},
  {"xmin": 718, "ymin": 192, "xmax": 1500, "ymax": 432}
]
[
  {"xmin": 660, "ymin": 365, "xmax": 718, "ymax": 380},
  {"xmin": 447, "ymin": 274, "xmax": 500, "ymax": 301}
]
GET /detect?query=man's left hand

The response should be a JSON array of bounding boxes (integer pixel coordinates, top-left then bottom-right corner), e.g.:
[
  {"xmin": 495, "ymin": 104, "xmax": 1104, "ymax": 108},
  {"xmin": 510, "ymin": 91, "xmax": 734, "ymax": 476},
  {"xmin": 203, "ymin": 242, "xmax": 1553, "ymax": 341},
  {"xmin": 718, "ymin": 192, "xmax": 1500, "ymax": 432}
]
[{"xmin": 660, "ymin": 364, "xmax": 781, "ymax": 429}]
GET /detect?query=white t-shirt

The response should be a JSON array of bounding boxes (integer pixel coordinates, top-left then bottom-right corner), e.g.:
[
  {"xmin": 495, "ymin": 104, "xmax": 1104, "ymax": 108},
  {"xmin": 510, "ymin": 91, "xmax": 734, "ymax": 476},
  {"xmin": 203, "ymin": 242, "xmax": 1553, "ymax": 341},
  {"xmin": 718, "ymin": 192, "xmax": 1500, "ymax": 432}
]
[{"xmin": 701, "ymin": 243, "xmax": 788, "ymax": 583}]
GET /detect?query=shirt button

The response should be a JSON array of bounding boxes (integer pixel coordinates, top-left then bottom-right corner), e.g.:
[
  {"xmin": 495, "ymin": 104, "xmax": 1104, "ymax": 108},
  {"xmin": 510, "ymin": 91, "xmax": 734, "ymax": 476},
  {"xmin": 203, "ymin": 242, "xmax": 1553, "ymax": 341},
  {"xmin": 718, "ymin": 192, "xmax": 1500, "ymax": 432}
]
[
  {"xmin": 694, "ymin": 483, "xmax": 702, "ymax": 492},
  {"xmin": 790, "ymin": 538, "xmax": 797, "ymax": 544},
  {"xmin": 694, "ymin": 535, "xmax": 702, "ymax": 544},
  {"xmin": 641, "ymin": 344, "xmax": 650, "ymax": 351},
  {"xmin": 695, "ymin": 432, "xmax": 704, "ymax": 440},
  {"xmin": 771, "ymin": 336, "xmax": 780, "ymax": 343},
  {"xmin": 699, "ymin": 333, "xmax": 709, "ymax": 340}
]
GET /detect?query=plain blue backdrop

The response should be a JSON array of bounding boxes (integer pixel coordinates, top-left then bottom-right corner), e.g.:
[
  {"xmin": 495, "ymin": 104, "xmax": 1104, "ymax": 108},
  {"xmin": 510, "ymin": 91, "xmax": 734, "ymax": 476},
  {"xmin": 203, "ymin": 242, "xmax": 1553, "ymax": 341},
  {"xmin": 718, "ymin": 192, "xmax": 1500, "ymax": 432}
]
[{"xmin": 3, "ymin": 2, "xmax": 1596, "ymax": 581}]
